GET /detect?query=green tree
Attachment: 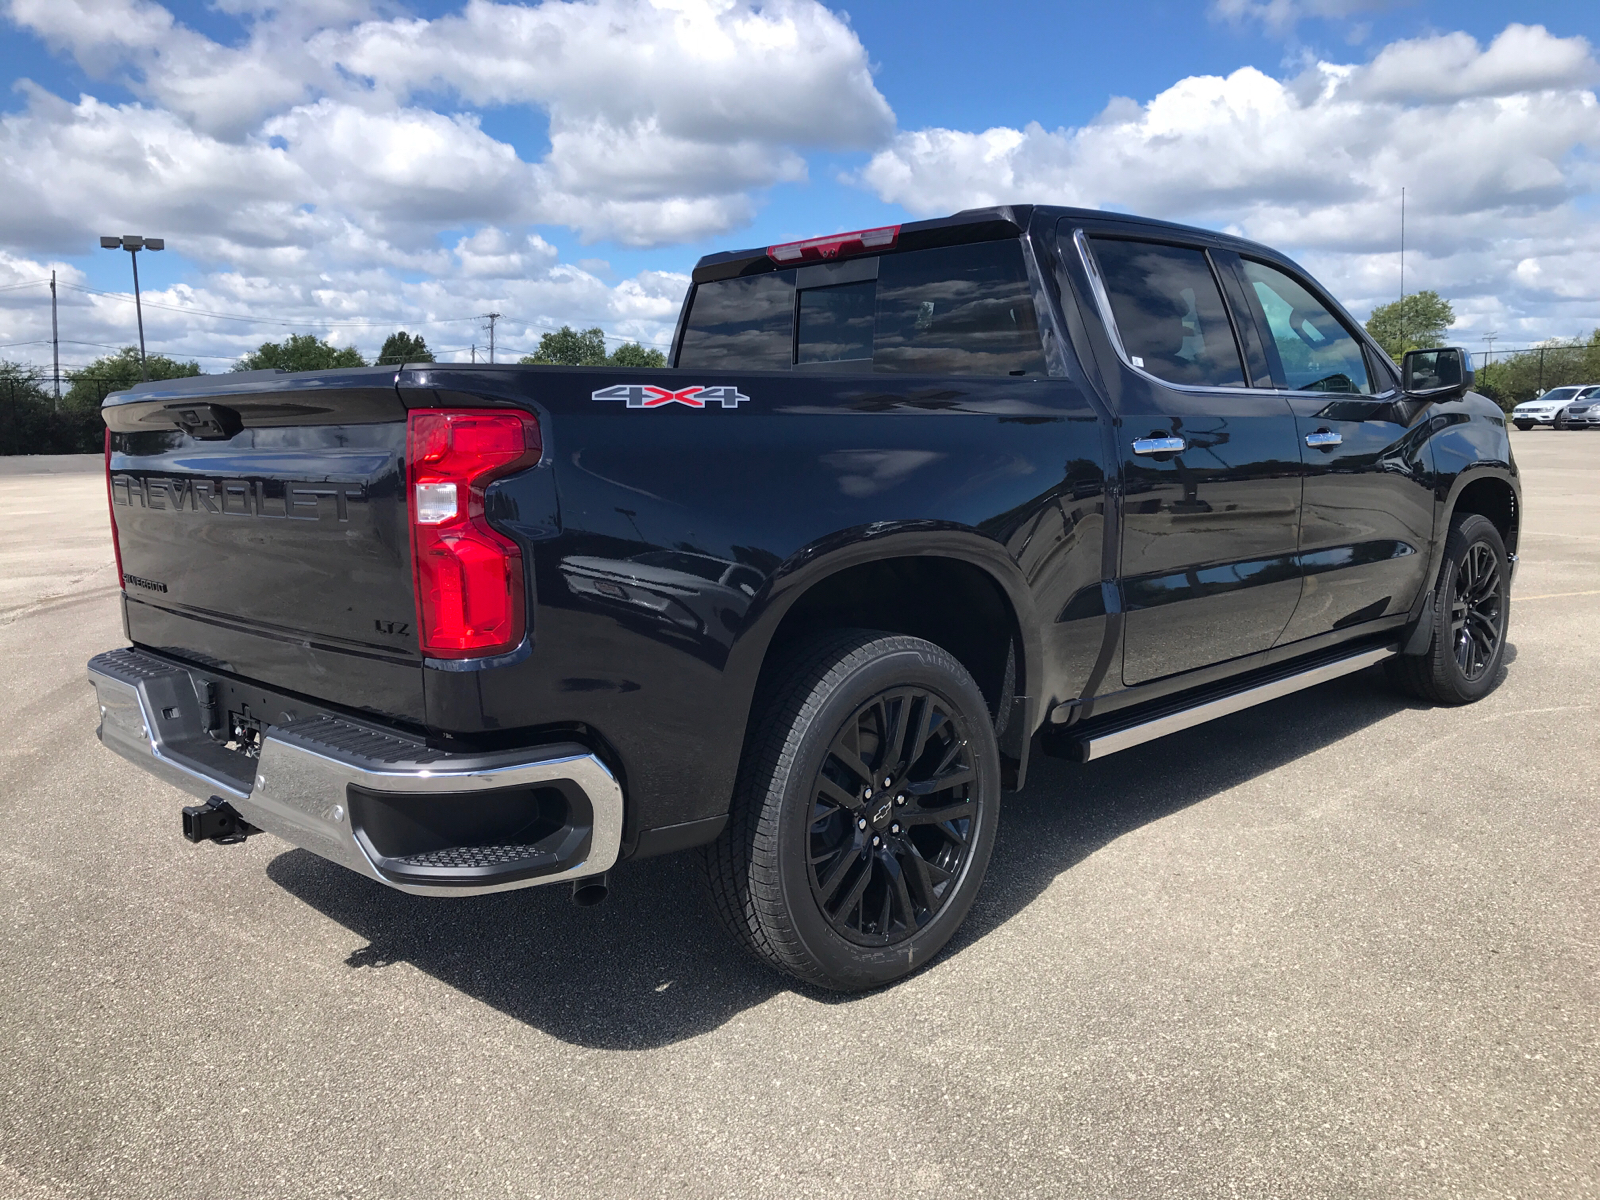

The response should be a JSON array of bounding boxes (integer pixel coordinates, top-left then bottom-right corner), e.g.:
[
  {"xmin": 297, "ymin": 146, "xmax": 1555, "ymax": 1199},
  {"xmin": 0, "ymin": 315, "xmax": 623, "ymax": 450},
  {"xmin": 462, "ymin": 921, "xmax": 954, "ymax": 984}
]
[
  {"xmin": 377, "ymin": 330, "xmax": 434, "ymax": 364},
  {"xmin": 2, "ymin": 361, "xmax": 108, "ymax": 454},
  {"xmin": 608, "ymin": 342, "xmax": 667, "ymax": 368},
  {"xmin": 236, "ymin": 333, "xmax": 366, "ymax": 372},
  {"xmin": 518, "ymin": 326, "xmax": 667, "ymax": 367},
  {"xmin": 63, "ymin": 346, "xmax": 202, "ymax": 410},
  {"xmin": 1364, "ymin": 290, "xmax": 1456, "ymax": 360},
  {"xmin": 520, "ymin": 325, "xmax": 609, "ymax": 366}
]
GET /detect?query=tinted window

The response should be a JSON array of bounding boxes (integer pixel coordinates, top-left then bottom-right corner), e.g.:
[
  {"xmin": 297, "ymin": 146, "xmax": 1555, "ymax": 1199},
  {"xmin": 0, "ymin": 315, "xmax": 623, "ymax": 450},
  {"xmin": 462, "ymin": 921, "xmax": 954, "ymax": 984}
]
[
  {"xmin": 1242, "ymin": 260, "xmax": 1371, "ymax": 395},
  {"xmin": 872, "ymin": 242, "xmax": 1045, "ymax": 376},
  {"xmin": 797, "ymin": 280, "xmax": 874, "ymax": 364},
  {"xmin": 677, "ymin": 271, "xmax": 796, "ymax": 370},
  {"xmin": 1089, "ymin": 239, "xmax": 1245, "ymax": 388}
]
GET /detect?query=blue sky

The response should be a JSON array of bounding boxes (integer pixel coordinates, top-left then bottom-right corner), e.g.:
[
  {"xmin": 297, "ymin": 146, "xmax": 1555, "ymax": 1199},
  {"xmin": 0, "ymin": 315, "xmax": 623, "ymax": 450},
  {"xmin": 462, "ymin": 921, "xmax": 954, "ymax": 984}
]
[{"xmin": 1, "ymin": 0, "xmax": 1597, "ymax": 368}]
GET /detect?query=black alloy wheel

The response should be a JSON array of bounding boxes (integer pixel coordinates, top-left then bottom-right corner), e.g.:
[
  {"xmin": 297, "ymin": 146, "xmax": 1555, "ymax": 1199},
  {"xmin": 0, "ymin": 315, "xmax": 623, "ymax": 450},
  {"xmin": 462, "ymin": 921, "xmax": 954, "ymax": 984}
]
[
  {"xmin": 703, "ymin": 629, "xmax": 1001, "ymax": 991},
  {"xmin": 1386, "ymin": 511, "xmax": 1510, "ymax": 705},
  {"xmin": 1448, "ymin": 539, "xmax": 1504, "ymax": 682},
  {"xmin": 807, "ymin": 686, "xmax": 977, "ymax": 946}
]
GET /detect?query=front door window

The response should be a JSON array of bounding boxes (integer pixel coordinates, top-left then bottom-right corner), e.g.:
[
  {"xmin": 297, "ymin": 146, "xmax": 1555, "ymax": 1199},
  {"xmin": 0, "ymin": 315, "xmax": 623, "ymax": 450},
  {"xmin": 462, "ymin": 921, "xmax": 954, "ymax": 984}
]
[{"xmin": 1242, "ymin": 260, "xmax": 1372, "ymax": 395}]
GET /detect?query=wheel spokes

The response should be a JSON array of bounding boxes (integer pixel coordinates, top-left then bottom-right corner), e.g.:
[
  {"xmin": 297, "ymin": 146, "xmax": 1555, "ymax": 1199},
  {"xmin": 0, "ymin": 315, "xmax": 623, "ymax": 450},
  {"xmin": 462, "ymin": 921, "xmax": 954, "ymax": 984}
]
[
  {"xmin": 1450, "ymin": 541, "xmax": 1504, "ymax": 682},
  {"xmin": 816, "ymin": 841, "xmax": 865, "ymax": 906},
  {"xmin": 806, "ymin": 683, "xmax": 982, "ymax": 945},
  {"xmin": 828, "ymin": 852, "xmax": 873, "ymax": 921},
  {"xmin": 815, "ymin": 771, "xmax": 860, "ymax": 813},
  {"xmin": 900, "ymin": 797, "xmax": 976, "ymax": 827}
]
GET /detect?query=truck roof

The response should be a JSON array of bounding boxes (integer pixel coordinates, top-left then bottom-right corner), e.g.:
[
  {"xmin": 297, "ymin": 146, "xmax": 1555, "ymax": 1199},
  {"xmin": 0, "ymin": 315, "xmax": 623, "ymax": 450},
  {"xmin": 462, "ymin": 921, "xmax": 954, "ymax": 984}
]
[{"xmin": 691, "ymin": 204, "xmax": 1280, "ymax": 284}]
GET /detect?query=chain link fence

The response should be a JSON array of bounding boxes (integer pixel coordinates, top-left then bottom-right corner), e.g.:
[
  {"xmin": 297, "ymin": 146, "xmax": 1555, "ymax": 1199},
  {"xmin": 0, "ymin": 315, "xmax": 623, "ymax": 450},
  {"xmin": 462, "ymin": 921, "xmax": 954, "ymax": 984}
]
[
  {"xmin": 1, "ymin": 372, "xmax": 129, "ymax": 456},
  {"xmin": 1473, "ymin": 339, "xmax": 1600, "ymax": 410}
]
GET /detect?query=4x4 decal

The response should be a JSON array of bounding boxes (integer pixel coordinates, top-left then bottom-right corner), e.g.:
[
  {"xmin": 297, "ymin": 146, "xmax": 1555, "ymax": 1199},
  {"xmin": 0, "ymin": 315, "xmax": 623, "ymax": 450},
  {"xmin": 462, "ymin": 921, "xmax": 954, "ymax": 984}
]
[{"xmin": 591, "ymin": 384, "xmax": 750, "ymax": 409}]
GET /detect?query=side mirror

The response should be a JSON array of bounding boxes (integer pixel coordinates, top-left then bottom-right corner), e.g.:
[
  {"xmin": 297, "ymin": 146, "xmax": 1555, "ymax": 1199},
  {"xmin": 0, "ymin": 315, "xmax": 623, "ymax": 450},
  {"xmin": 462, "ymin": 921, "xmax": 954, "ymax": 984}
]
[{"xmin": 1402, "ymin": 346, "xmax": 1474, "ymax": 399}]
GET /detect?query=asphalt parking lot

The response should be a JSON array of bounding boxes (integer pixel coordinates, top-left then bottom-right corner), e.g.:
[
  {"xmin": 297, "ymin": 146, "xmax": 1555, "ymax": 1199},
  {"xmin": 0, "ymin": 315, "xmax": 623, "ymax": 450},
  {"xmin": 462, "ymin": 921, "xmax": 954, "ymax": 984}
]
[{"xmin": 1, "ymin": 432, "xmax": 1596, "ymax": 1200}]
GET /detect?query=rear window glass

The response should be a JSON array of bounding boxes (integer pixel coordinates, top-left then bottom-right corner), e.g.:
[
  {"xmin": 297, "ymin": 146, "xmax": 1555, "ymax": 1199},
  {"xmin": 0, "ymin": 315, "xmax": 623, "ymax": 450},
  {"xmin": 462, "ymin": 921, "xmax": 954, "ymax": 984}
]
[
  {"xmin": 1089, "ymin": 238, "xmax": 1245, "ymax": 388},
  {"xmin": 871, "ymin": 242, "xmax": 1046, "ymax": 376},
  {"xmin": 677, "ymin": 271, "xmax": 796, "ymax": 370},
  {"xmin": 797, "ymin": 280, "xmax": 875, "ymax": 364},
  {"xmin": 678, "ymin": 240, "xmax": 1046, "ymax": 376}
]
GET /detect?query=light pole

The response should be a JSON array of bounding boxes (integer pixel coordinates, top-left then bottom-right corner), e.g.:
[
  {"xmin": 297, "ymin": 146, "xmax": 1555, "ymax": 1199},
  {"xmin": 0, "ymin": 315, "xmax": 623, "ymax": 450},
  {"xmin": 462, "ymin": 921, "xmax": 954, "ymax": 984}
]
[{"xmin": 99, "ymin": 235, "xmax": 164, "ymax": 380}]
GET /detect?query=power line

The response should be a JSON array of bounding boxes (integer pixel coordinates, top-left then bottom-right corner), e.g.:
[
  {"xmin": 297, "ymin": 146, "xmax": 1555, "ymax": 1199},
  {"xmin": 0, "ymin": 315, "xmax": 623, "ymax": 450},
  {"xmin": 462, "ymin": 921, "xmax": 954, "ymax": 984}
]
[
  {"xmin": 54, "ymin": 281, "xmax": 491, "ymax": 329},
  {"xmin": 46, "ymin": 281, "xmax": 674, "ymax": 346}
]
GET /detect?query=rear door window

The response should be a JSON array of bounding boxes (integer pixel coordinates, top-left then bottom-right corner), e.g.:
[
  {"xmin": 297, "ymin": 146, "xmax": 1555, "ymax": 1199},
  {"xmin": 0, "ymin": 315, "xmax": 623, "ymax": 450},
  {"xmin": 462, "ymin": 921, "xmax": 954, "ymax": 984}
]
[
  {"xmin": 1087, "ymin": 238, "xmax": 1246, "ymax": 388},
  {"xmin": 1241, "ymin": 260, "xmax": 1372, "ymax": 395},
  {"xmin": 870, "ymin": 241, "xmax": 1046, "ymax": 376},
  {"xmin": 677, "ymin": 271, "xmax": 796, "ymax": 370}
]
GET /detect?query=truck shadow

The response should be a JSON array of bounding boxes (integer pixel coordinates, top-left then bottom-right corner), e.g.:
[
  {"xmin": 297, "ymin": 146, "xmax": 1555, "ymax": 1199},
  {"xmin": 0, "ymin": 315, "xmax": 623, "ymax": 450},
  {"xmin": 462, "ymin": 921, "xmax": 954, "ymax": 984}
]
[{"xmin": 267, "ymin": 665, "xmax": 1430, "ymax": 1050}]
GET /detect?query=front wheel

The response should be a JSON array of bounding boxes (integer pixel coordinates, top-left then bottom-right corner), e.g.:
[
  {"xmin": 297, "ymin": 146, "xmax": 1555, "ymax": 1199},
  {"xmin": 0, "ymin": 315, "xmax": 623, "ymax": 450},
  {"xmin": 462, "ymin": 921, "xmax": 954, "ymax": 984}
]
[
  {"xmin": 1386, "ymin": 512, "xmax": 1510, "ymax": 705},
  {"xmin": 703, "ymin": 630, "xmax": 1001, "ymax": 991}
]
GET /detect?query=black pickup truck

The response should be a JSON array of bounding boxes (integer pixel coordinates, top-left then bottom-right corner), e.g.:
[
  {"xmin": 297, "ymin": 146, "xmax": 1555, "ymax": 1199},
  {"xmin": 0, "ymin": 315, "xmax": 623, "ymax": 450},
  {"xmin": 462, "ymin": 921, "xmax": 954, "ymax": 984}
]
[{"xmin": 89, "ymin": 205, "xmax": 1517, "ymax": 990}]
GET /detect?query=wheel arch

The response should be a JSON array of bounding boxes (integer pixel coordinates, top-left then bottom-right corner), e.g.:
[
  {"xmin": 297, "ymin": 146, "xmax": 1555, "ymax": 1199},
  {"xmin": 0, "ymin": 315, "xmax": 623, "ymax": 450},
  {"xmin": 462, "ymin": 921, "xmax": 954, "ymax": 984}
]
[
  {"xmin": 726, "ymin": 526, "xmax": 1043, "ymax": 786},
  {"xmin": 1448, "ymin": 471, "xmax": 1520, "ymax": 560},
  {"xmin": 1401, "ymin": 464, "xmax": 1520, "ymax": 655}
]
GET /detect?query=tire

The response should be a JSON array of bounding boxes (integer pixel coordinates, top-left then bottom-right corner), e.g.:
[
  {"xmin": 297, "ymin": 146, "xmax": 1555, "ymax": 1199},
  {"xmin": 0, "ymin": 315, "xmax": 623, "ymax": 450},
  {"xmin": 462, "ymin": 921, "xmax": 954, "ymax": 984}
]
[
  {"xmin": 702, "ymin": 629, "xmax": 1001, "ymax": 991},
  {"xmin": 1386, "ymin": 512, "xmax": 1510, "ymax": 705},
  {"xmin": 1513, "ymin": 421, "xmax": 1533, "ymax": 431}
]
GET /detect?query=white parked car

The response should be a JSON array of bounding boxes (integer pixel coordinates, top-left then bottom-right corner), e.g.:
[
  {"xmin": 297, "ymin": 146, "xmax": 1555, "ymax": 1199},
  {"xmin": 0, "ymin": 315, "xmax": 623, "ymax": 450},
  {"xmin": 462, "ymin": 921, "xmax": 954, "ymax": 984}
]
[
  {"xmin": 1554, "ymin": 385, "xmax": 1600, "ymax": 429},
  {"xmin": 1511, "ymin": 386, "xmax": 1589, "ymax": 430}
]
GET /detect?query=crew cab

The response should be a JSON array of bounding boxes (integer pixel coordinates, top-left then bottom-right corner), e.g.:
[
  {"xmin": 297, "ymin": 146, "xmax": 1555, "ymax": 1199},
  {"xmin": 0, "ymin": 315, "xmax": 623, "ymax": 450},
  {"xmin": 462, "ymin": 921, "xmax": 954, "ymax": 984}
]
[{"xmin": 90, "ymin": 205, "xmax": 1518, "ymax": 990}]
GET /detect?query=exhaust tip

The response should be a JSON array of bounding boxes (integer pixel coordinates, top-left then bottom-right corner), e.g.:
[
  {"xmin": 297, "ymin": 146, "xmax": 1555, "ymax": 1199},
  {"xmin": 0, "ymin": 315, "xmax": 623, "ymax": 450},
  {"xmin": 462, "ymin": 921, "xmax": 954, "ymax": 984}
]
[{"xmin": 571, "ymin": 872, "xmax": 610, "ymax": 907}]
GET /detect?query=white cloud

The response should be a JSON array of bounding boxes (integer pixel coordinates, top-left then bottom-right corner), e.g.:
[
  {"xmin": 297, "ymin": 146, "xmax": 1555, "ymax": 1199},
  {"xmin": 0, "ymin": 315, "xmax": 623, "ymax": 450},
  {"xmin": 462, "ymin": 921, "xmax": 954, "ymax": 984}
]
[
  {"xmin": 854, "ymin": 25, "xmax": 1600, "ymax": 342},
  {"xmin": 1209, "ymin": 0, "xmax": 1406, "ymax": 35},
  {"xmin": 1348, "ymin": 22, "xmax": 1599, "ymax": 101},
  {"xmin": 0, "ymin": 0, "xmax": 893, "ymax": 364},
  {"xmin": 320, "ymin": 0, "xmax": 892, "ymax": 148},
  {"xmin": 3, "ymin": 0, "xmax": 892, "ymax": 241}
]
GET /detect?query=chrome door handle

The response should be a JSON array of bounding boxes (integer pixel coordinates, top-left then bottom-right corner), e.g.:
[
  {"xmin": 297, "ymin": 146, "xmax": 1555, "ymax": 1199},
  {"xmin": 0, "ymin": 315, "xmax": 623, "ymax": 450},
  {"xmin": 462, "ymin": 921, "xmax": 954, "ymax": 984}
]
[
  {"xmin": 1305, "ymin": 430, "xmax": 1342, "ymax": 448},
  {"xmin": 1132, "ymin": 436, "xmax": 1186, "ymax": 455}
]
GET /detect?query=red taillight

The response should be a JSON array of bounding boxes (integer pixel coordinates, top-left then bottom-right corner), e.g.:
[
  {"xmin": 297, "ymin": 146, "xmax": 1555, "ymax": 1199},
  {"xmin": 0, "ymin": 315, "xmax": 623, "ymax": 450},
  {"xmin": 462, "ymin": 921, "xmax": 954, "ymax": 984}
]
[
  {"xmin": 105, "ymin": 428, "xmax": 124, "ymax": 590},
  {"xmin": 767, "ymin": 224, "xmax": 899, "ymax": 264},
  {"xmin": 406, "ymin": 409, "xmax": 542, "ymax": 659}
]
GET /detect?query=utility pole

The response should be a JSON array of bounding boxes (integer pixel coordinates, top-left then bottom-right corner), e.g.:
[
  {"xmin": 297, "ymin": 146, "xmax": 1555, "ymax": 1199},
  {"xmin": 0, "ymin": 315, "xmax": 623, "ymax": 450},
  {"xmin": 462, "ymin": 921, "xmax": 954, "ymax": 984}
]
[
  {"xmin": 471, "ymin": 344, "xmax": 477, "ymax": 363},
  {"xmin": 1395, "ymin": 187, "xmax": 1408, "ymax": 305},
  {"xmin": 484, "ymin": 312, "xmax": 502, "ymax": 364},
  {"xmin": 1483, "ymin": 331, "xmax": 1498, "ymax": 374},
  {"xmin": 50, "ymin": 270, "xmax": 60, "ymax": 409},
  {"xmin": 99, "ymin": 235, "xmax": 165, "ymax": 380}
]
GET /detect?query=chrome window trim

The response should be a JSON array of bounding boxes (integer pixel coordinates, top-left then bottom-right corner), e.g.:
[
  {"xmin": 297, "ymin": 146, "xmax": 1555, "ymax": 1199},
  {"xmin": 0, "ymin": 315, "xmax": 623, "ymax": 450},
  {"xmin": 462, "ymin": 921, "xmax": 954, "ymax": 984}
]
[{"xmin": 1073, "ymin": 227, "xmax": 1256, "ymax": 398}]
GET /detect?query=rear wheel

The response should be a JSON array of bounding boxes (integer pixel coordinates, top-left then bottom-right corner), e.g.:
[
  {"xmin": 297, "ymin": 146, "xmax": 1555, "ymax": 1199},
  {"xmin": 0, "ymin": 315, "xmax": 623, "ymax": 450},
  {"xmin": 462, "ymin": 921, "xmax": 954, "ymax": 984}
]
[
  {"xmin": 703, "ymin": 630, "xmax": 1000, "ymax": 991},
  {"xmin": 1386, "ymin": 512, "xmax": 1510, "ymax": 705}
]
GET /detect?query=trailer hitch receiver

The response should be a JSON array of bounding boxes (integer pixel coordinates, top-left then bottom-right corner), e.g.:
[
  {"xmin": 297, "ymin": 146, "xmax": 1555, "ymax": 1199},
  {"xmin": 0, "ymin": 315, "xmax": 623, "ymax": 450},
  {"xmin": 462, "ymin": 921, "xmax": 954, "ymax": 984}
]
[{"xmin": 182, "ymin": 796, "xmax": 260, "ymax": 845}]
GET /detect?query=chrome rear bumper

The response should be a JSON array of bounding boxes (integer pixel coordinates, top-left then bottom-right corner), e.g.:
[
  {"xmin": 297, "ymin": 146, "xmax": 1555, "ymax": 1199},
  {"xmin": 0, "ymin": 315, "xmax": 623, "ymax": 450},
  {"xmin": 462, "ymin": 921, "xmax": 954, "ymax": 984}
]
[{"xmin": 87, "ymin": 648, "xmax": 622, "ymax": 897}]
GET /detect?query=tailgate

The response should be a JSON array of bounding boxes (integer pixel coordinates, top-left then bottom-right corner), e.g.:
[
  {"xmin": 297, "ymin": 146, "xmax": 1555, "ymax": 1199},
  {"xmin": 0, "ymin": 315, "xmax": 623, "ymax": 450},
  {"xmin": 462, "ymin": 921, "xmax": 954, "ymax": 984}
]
[{"xmin": 103, "ymin": 370, "xmax": 425, "ymax": 722}]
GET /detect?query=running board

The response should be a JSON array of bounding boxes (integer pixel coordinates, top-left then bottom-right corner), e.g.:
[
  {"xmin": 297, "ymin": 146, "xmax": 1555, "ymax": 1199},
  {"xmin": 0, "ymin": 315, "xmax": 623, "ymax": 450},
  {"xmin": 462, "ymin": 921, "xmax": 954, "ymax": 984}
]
[{"xmin": 1065, "ymin": 645, "xmax": 1397, "ymax": 762}]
